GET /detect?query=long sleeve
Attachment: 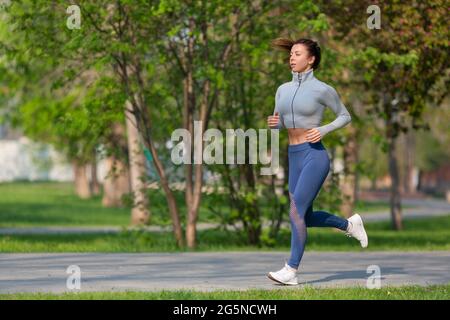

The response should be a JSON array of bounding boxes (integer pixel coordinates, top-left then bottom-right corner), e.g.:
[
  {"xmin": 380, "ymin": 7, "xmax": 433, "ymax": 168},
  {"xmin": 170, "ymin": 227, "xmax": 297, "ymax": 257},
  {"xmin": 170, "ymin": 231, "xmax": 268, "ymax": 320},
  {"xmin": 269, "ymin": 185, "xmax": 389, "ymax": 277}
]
[
  {"xmin": 316, "ymin": 85, "xmax": 351, "ymax": 137},
  {"xmin": 272, "ymin": 86, "xmax": 284, "ymax": 129}
]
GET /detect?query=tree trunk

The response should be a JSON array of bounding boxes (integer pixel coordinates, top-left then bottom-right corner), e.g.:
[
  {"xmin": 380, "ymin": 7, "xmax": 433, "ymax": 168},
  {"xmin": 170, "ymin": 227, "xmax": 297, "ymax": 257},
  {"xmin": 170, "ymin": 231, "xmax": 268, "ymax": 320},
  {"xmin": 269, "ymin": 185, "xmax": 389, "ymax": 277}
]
[
  {"xmin": 73, "ymin": 160, "xmax": 91, "ymax": 199},
  {"xmin": 102, "ymin": 156, "xmax": 130, "ymax": 207},
  {"xmin": 185, "ymin": 113, "xmax": 205, "ymax": 249},
  {"xmin": 183, "ymin": 66, "xmax": 196, "ymax": 249},
  {"xmin": 385, "ymin": 101, "xmax": 403, "ymax": 230},
  {"xmin": 243, "ymin": 163, "xmax": 262, "ymax": 245},
  {"xmin": 370, "ymin": 177, "xmax": 377, "ymax": 191},
  {"xmin": 90, "ymin": 149, "xmax": 101, "ymax": 196},
  {"xmin": 354, "ymin": 145, "xmax": 360, "ymax": 203},
  {"xmin": 388, "ymin": 136, "xmax": 403, "ymax": 230},
  {"xmin": 403, "ymin": 130, "xmax": 416, "ymax": 194},
  {"xmin": 102, "ymin": 122, "xmax": 131, "ymax": 207},
  {"xmin": 126, "ymin": 91, "xmax": 184, "ymax": 247},
  {"xmin": 183, "ymin": 19, "xmax": 208, "ymax": 248},
  {"xmin": 146, "ymin": 131, "xmax": 185, "ymax": 247},
  {"xmin": 340, "ymin": 125, "xmax": 357, "ymax": 218},
  {"xmin": 125, "ymin": 103, "xmax": 150, "ymax": 225}
]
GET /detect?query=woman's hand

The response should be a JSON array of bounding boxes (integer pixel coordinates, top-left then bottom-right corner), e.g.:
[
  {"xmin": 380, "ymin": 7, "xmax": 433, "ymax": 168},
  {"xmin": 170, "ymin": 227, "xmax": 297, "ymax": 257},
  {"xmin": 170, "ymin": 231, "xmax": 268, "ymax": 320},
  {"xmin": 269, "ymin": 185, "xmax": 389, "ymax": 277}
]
[
  {"xmin": 267, "ymin": 112, "xmax": 280, "ymax": 128},
  {"xmin": 305, "ymin": 128, "xmax": 322, "ymax": 143}
]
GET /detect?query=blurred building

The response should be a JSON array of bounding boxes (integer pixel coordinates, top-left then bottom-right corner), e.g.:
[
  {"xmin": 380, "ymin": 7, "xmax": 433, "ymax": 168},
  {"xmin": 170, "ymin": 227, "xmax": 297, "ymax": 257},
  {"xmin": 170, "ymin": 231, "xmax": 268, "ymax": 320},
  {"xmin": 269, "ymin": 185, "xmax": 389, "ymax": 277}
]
[{"xmin": 0, "ymin": 124, "xmax": 108, "ymax": 183}]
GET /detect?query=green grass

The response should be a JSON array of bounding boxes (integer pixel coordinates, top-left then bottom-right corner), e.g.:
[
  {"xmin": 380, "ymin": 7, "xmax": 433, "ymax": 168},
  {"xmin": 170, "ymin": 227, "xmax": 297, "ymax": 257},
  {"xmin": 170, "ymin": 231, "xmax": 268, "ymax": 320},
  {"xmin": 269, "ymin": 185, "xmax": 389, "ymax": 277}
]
[
  {"xmin": 0, "ymin": 181, "xmax": 412, "ymax": 228},
  {"xmin": 1, "ymin": 215, "xmax": 449, "ymax": 252},
  {"xmin": 0, "ymin": 181, "xmax": 233, "ymax": 227},
  {"xmin": 0, "ymin": 181, "xmax": 447, "ymax": 253},
  {"xmin": 353, "ymin": 198, "xmax": 415, "ymax": 212},
  {"xmin": 0, "ymin": 182, "xmax": 131, "ymax": 227},
  {"xmin": 0, "ymin": 284, "xmax": 448, "ymax": 300}
]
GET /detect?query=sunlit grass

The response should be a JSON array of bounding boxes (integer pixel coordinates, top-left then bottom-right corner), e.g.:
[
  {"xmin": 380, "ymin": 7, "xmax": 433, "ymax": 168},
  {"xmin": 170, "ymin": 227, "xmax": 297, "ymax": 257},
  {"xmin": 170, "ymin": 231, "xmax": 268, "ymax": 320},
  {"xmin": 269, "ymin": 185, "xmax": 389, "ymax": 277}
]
[
  {"xmin": 1, "ymin": 284, "xmax": 448, "ymax": 300},
  {"xmin": 1, "ymin": 215, "xmax": 449, "ymax": 252},
  {"xmin": 0, "ymin": 182, "xmax": 414, "ymax": 228}
]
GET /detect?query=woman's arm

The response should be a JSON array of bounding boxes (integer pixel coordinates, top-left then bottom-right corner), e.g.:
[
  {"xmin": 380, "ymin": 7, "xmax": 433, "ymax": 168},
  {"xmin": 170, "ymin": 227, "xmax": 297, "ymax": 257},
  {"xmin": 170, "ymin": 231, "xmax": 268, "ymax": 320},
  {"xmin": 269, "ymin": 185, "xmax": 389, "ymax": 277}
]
[
  {"xmin": 316, "ymin": 84, "xmax": 351, "ymax": 137},
  {"xmin": 271, "ymin": 86, "xmax": 284, "ymax": 129}
]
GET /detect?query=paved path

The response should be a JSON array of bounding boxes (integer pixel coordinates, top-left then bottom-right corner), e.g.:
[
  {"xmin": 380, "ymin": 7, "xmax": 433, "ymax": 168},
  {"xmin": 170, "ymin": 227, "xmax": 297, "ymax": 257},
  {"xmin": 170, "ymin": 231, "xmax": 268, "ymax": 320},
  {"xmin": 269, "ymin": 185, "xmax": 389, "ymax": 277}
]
[
  {"xmin": 1, "ymin": 198, "xmax": 449, "ymax": 235},
  {"xmin": 0, "ymin": 251, "xmax": 449, "ymax": 293}
]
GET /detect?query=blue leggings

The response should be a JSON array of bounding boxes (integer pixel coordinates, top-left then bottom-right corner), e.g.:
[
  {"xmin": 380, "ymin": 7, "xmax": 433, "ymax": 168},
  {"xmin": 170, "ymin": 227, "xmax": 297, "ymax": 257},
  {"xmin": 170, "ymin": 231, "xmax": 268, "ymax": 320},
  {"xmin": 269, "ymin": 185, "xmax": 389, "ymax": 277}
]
[{"xmin": 287, "ymin": 141, "xmax": 349, "ymax": 269}]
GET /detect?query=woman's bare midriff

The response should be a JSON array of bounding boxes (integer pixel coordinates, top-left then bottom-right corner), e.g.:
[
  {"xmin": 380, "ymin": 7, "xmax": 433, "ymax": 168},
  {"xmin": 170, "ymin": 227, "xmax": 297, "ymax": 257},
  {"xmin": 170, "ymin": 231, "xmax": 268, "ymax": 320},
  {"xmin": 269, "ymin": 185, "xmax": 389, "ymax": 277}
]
[{"xmin": 287, "ymin": 128, "xmax": 310, "ymax": 145}]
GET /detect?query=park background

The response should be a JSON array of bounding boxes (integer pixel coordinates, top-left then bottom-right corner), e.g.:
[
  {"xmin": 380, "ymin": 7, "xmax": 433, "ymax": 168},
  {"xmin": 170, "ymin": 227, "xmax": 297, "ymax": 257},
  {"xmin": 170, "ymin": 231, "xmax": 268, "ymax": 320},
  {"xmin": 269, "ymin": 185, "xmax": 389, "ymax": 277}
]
[{"xmin": 0, "ymin": 0, "xmax": 448, "ymax": 299}]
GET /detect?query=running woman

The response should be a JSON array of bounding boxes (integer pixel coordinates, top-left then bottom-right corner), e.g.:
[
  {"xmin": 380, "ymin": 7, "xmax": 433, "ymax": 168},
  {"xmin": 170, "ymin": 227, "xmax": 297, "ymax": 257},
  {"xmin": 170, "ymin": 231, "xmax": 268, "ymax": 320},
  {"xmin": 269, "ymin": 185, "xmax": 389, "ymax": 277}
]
[{"xmin": 266, "ymin": 38, "xmax": 368, "ymax": 285}]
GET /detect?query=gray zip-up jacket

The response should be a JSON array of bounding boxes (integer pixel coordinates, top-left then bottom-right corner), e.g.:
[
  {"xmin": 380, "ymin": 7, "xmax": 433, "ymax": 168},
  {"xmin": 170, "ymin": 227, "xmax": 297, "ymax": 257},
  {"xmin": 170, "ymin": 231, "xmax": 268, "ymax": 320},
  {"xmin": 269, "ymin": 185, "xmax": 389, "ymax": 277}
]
[{"xmin": 272, "ymin": 68, "xmax": 351, "ymax": 138}]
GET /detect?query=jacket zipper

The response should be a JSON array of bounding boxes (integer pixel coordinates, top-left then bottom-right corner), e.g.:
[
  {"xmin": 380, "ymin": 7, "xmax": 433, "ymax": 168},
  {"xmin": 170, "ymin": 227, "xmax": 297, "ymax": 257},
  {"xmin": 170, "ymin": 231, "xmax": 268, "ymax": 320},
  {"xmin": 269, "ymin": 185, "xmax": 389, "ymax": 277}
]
[{"xmin": 290, "ymin": 74, "xmax": 302, "ymax": 128}]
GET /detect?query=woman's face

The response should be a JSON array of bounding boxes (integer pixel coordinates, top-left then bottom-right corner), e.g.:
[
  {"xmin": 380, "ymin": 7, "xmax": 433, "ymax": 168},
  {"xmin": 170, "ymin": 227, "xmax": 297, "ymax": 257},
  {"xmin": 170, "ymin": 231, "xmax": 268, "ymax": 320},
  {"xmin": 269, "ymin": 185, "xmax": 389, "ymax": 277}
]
[{"xmin": 290, "ymin": 44, "xmax": 315, "ymax": 73}]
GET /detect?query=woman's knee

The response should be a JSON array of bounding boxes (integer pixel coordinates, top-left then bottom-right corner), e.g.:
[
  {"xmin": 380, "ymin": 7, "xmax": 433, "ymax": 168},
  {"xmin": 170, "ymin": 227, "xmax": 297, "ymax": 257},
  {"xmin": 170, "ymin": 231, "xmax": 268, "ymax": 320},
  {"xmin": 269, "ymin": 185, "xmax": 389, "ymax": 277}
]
[{"xmin": 289, "ymin": 214, "xmax": 306, "ymax": 231}]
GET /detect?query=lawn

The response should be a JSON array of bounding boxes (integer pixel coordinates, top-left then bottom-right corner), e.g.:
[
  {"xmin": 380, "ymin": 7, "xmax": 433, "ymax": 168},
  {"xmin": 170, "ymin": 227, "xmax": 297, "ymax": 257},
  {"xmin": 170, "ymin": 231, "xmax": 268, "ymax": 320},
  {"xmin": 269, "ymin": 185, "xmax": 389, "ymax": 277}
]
[
  {"xmin": 0, "ymin": 181, "xmax": 413, "ymax": 228},
  {"xmin": 0, "ymin": 284, "xmax": 448, "ymax": 300},
  {"xmin": 1, "ymin": 215, "xmax": 449, "ymax": 252},
  {"xmin": 0, "ymin": 181, "xmax": 448, "ymax": 253},
  {"xmin": 0, "ymin": 181, "xmax": 232, "ymax": 227},
  {"xmin": 0, "ymin": 182, "xmax": 130, "ymax": 227}
]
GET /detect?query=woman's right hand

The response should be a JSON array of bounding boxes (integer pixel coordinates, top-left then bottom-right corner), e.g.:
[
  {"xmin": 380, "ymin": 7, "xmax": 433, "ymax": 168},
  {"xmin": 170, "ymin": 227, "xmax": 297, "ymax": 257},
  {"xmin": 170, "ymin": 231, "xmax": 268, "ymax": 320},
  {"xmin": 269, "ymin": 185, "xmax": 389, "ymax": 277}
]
[{"xmin": 267, "ymin": 112, "xmax": 280, "ymax": 128}]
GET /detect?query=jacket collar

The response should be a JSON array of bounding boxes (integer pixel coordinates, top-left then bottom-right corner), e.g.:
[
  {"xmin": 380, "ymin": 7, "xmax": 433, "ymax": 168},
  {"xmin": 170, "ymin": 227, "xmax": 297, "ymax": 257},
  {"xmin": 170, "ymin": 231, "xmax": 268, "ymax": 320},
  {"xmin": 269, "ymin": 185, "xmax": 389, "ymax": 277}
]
[{"xmin": 291, "ymin": 68, "xmax": 315, "ymax": 84}]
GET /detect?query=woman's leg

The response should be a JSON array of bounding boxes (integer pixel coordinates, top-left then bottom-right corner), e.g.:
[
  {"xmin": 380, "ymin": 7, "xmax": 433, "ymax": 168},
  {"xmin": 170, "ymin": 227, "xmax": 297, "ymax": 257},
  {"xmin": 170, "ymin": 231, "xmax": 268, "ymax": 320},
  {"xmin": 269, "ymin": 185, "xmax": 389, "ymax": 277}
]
[
  {"xmin": 287, "ymin": 150, "xmax": 305, "ymax": 270},
  {"xmin": 287, "ymin": 147, "xmax": 335, "ymax": 269},
  {"xmin": 305, "ymin": 203, "xmax": 349, "ymax": 230}
]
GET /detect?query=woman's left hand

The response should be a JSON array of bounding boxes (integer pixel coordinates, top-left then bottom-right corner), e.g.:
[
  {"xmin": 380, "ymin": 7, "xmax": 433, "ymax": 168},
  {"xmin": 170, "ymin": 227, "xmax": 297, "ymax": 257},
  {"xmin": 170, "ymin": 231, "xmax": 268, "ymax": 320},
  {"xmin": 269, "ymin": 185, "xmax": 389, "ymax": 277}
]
[{"xmin": 305, "ymin": 128, "xmax": 322, "ymax": 143}]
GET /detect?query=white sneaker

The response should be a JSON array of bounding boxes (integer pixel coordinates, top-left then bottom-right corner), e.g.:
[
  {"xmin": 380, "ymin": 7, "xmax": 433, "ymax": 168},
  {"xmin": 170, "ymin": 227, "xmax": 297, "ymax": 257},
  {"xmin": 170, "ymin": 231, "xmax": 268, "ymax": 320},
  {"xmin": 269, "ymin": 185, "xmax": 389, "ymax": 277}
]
[
  {"xmin": 345, "ymin": 213, "xmax": 368, "ymax": 248},
  {"xmin": 267, "ymin": 261, "xmax": 298, "ymax": 285}
]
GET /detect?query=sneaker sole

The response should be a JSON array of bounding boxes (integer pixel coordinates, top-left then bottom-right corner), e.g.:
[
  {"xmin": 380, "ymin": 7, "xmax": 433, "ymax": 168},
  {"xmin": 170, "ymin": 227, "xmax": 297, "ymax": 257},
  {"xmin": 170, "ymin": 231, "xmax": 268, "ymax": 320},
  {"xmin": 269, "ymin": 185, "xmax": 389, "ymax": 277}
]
[
  {"xmin": 355, "ymin": 214, "xmax": 368, "ymax": 248},
  {"xmin": 267, "ymin": 273, "xmax": 298, "ymax": 285}
]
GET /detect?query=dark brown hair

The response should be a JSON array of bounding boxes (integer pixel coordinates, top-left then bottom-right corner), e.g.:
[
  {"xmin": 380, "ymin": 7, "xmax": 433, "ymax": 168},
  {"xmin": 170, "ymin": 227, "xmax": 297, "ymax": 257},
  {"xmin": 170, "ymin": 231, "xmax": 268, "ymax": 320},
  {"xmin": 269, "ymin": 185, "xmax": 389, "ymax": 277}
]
[{"xmin": 271, "ymin": 37, "xmax": 321, "ymax": 70}]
